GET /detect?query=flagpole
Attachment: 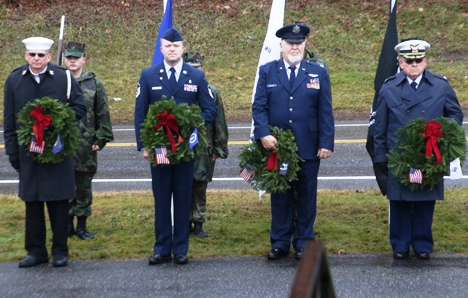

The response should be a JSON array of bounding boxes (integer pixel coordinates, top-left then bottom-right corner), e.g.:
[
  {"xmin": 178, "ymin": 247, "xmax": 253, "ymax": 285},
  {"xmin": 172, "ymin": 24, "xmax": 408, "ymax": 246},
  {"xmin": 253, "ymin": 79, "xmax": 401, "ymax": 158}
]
[
  {"xmin": 248, "ymin": 0, "xmax": 285, "ymax": 200},
  {"xmin": 365, "ymin": 0, "xmax": 398, "ymax": 196}
]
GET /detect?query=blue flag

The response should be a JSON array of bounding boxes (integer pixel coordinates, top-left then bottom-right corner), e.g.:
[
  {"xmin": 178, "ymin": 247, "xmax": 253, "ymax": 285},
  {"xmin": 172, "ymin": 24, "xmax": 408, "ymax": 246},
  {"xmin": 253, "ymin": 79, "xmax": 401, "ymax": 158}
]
[
  {"xmin": 52, "ymin": 133, "xmax": 64, "ymax": 154},
  {"xmin": 152, "ymin": 0, "xmax": 173, "ymax": 66},
  {"xmin": 189, "ymin": 128, "xmax": 199, "ymax": 150}
]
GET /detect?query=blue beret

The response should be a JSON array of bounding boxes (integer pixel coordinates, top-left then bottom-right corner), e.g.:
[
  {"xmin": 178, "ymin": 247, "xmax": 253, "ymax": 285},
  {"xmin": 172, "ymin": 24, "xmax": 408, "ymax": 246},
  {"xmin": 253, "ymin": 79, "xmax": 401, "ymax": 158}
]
[
  {"xmin": 161, "ymin": 26, "xmax": 183, "ymax": 42},
  {"xmin": 275, "ymin": 23, "xmax": 310, "ymax": 43}
]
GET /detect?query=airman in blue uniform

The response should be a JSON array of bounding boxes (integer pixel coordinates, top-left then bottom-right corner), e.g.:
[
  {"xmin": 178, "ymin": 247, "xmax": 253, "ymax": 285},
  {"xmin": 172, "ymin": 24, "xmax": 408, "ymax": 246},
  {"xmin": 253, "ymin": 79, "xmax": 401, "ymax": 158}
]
[
  {"xmin": 252, "ymin": 23, "xmax": 335, "ymax": 260},
  {"xmin": 134, "ymin": 27, "xmax": 216, "ymax": 265}
]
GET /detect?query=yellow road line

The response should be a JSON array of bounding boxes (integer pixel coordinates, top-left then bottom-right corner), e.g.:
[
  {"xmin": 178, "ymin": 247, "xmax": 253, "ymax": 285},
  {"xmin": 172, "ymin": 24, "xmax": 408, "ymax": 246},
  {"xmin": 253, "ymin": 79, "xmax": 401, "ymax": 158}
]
[{"xmin": 2, "ymin": 138, "xmax": 468, "ymax": 149}]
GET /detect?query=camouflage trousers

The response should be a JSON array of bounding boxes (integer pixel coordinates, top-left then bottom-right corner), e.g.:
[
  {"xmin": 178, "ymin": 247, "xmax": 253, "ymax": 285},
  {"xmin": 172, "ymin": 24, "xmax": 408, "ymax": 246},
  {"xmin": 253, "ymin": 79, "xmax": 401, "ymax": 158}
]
[
  {"xmin": 69, "ymin": 170, "xmax": 96, "ymax": 217},
  {"xmin": 191, "ymin": 179, "xmax": 208, "ymax": 223}
]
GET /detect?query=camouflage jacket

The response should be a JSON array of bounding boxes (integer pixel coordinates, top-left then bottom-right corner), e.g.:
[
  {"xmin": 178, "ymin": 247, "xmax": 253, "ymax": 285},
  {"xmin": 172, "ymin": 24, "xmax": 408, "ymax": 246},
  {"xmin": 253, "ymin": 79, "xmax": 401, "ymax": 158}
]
[
  {"xmin": 74, "ymin": 69, "xmax": 114, "ymax": 172},
  {"xmin": 193, "ymin": 84, "xmax": 229, "ymax": 181},
  {"xmin": 305, "ymin": 50, "xmax": 328, "ymax": 69}
]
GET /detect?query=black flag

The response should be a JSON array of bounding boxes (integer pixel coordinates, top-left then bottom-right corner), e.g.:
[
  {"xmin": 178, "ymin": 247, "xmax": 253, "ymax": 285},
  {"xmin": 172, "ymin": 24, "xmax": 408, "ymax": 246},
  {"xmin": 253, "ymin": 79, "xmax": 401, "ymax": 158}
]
[{"xmin": 365, "ymin": 0, "xmax": 399, "ymax": 196}]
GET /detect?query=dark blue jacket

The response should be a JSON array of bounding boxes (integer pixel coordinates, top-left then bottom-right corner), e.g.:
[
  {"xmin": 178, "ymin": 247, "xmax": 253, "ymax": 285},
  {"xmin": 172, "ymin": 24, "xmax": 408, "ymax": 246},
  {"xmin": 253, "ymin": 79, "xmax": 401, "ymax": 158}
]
[
  {"xmin": 373, "ymin": 70, "xmax": 463, "ymax": 201},
  {"xmin": 252, "ymin": 59, "xmax": 334, "ymax": 160},
  {"xmin": 134, "ymin": 62, "xmax": 216, "ymax": 150}
]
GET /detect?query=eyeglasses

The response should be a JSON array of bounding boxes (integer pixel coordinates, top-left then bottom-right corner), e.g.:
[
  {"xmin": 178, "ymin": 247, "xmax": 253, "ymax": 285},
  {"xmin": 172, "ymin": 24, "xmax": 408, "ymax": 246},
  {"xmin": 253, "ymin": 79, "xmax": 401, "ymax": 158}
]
[
  {"xmin": 403, "ymin": 58, "xmax": 424, "ymax": 64},
  {"xmin": 28, "ymin": 53, "xmax": 47, "ymax": 58}
]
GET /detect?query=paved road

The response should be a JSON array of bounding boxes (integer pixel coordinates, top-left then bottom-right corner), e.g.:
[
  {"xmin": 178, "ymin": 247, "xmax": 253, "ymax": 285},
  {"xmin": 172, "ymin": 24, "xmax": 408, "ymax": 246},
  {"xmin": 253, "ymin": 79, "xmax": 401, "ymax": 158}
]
[
  {"xmin": 1, "ymin": 254, "xmax": 467, "ymax": 298},
  {"xmin": 2, "ymin": 121, "xmax": 468, "ymax": 193},
  {"xmin": 1, "ymin": 122, "xmax": 468, "ymax": 298}
]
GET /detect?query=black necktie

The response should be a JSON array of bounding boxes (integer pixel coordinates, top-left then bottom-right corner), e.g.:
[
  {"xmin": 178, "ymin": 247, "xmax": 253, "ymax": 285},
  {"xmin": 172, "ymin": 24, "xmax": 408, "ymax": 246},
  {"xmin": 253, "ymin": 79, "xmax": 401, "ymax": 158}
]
[
  {"xmin": 169, "ymin": 67, "xmax": 177, "ymax": 88},
  {"xmin": 289, "ymin": 66, "xmax": 296, "ymax": 88},
  {"xmin": 410, "ymin": 81, "xmax": 418, "ymax": 91}
]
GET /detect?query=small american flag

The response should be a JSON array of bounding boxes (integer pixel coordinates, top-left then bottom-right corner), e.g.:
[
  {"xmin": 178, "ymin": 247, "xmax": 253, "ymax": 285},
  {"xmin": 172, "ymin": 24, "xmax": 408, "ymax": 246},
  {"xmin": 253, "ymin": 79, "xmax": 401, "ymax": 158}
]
[
  {"xmin": 239, "ymin": 164, "xmax": 254, "ymax": 181},
  {"xmin": 408, "ymin": 167, "xmax": 423, "ymax": 184},
  {"xmin": 155, "ymin": 146, "xmax": 170, "ymax": 164},
  {"xmin": 29, "ymin": 136, "xmax": 45, "ymax": 154}
]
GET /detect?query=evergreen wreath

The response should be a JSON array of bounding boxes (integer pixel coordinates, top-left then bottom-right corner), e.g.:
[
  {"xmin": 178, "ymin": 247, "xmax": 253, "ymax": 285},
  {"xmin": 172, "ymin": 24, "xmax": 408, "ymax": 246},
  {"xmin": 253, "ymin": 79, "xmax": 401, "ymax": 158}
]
[
  {"xmin": 388, "ymin": 117, "xmax": 466, "ymax": 191},
  {"xmin": 238, "ymin": 126, "xmax": 304, "ymax": 194},
  {"xmin": 140, "ymin": 96, "xmax": 207, "ymax": 166},
  {"xmin": 16, "ymin": 97, "xmax": 80, "ymax": 163}
]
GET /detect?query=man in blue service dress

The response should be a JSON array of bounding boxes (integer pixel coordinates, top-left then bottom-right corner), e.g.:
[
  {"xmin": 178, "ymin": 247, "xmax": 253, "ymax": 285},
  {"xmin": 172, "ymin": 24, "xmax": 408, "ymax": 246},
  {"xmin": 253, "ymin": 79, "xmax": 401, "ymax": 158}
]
[
  {"xmin": 134, "ymin": 27, "xmax": 216, "ymax": 265},
  {"xmin": 373, "ymin": 38, "xmax": 463, "ymax": 260},
  {"xmin": 252, "ymin": 23, "xmax": 335, "ymax": 260}
]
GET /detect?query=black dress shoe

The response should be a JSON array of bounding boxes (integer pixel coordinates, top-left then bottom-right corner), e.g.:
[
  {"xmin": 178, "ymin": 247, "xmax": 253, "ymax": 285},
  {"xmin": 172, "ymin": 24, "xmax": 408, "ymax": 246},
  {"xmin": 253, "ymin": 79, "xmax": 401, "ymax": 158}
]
[
  {"xmin": 174, "ymin": 254, "xmax": 189, "ymax": 265},
  {"xmin": 295, "ymin": 248, "xmax": 304, "ymax": 260},
  {"xmin": 52, "ymin": 255, "xmax": 68, "ymax": 267},
  {"xmin": 267, "ymin": 248, "xmax": 288, "ymax": 260},
  {"xmin": 18, "ymin": 255, "xmax": 49, "ymax": 268},
  {"xmin": 148, "ymin": 254, "xmax": 172, "ymax": 265},
  {"xmin": 393, "ymin": 252, "xmax": 409, "ymax": 259},
  {"xmin": 76, "ymin": 226, "xmax": 94, "ymax": 240},
  {"xmin": 415, "ymin": 252, "xmax": 430, "ymax": 259}
]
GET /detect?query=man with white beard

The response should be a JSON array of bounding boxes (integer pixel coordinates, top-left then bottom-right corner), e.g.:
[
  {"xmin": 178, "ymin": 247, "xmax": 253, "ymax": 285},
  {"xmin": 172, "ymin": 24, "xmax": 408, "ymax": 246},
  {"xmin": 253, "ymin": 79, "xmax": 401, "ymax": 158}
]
[{"xmin": 252, "ymin": 23, "xmax": 335, "ymax": 260}]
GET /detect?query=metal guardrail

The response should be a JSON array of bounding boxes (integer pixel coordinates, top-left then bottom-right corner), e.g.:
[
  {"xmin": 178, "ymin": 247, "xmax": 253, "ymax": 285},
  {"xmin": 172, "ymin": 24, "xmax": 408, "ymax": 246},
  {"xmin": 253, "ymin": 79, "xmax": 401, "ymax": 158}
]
[{"xmin": 289, "ymin": 241, "xmax": 336, "ymax": 298}]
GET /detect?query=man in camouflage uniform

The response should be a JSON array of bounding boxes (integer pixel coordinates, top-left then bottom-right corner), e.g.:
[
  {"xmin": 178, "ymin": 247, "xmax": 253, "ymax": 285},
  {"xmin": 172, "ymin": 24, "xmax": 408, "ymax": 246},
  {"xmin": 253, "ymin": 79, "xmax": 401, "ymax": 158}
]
[
  {"xmin": 183, "ymin": 52, "xmax": 229, "ymax": 237},
  {"xmin": 64, "ymin": 42, "xmax": 114, "ymax": 239}
]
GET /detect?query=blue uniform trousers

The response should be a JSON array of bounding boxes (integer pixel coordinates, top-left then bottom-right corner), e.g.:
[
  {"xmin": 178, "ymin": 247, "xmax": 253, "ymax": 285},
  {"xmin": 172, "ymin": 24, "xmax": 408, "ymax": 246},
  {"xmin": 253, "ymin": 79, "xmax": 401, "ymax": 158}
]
[
  {"xmin": 389, "ymin": 200, "xmax": 435, "ymax": 254},
  {"xmin": 270, "ymin": 160, "xmax": 320, "ymax": 252},
  {"xmin": 151, "ymin": 160, "xmax": 194, "ymax": 255}
]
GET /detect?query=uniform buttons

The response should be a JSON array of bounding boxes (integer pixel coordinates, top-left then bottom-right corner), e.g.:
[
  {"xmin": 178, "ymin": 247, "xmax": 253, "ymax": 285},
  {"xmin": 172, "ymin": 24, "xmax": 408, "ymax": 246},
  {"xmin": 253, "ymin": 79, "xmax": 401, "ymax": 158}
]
[
  {"xmin": 289, "ymin": 108, "xmax": 293, "ymax": 112},
  {"xmin": 406, "ymin": 110, "xmax": 410, "ymax": 113},
  {"xmin": 422, "ymin": 110, "xmax": 426, "ymax": 114},
  {"xmin": 290, "ymin": 96, "xmax": 293, "ymax": 100},
  {"xmin": 289, "ymin": 120, "xmax": 292, "ymax": 123}
]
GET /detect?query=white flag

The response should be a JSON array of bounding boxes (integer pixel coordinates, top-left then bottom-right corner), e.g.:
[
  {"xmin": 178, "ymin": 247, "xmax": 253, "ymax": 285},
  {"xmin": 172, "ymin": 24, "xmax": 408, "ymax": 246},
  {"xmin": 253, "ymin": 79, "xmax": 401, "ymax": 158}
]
[
  {"xmin": 449, "ymin": 158, "xmax": 463, "ymax": 180},
  {"xmin": 250, "ymin": 0, "xmax": 285, "ymax": 138}
]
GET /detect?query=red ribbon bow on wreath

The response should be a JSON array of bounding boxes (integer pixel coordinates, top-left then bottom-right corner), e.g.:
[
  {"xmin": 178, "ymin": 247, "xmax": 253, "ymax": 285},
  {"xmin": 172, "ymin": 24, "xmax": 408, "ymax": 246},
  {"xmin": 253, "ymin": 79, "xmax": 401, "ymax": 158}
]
[
  {"xmin": 155, "ymin": 110, "xmax": 183, "ymax": 153},
  {"xmin": 264, "ymin": 135, "xmax": 279, "ymax": 171},
  {"xmin": 30, "ymin": 106, "xmax": 52, "ymax": 147},
  {"xmin": 424, "ymin": 120, "xmax": 443, "ymax": 165}
]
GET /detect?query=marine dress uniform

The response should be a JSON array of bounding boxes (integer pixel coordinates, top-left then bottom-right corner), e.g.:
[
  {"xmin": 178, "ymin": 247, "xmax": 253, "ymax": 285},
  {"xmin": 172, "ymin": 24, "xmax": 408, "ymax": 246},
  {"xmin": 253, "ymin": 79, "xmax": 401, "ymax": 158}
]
[
  {"xmin": 373, "ymin": 39, "xmax": 463, "ymax": 259},
  {"xmin": 252, "ymin": 24, "xmax": 335, "ymax": 259},
  {"xmin": 134, "ymin": 27, "xmax": 216, "ymax": 264}
]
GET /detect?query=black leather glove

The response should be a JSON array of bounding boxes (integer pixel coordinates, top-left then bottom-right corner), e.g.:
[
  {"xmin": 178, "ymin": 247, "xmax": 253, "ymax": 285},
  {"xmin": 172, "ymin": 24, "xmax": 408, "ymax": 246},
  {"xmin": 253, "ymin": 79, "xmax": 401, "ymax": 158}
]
[
  {"xmin": 9, "ymin": 154, "xmax": 20, "ymax": 172},
  {"xmin": 375, "ymin": 162, "xmax": 388, "ymax": 176}
]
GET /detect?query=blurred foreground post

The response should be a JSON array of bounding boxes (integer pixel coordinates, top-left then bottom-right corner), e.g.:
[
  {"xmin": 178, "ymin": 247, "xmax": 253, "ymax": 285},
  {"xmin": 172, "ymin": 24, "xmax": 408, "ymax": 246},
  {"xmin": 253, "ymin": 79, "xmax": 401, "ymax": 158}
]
[{"xmin": 289, "ymin": 241, "xmax": 336, "ymax": 298}]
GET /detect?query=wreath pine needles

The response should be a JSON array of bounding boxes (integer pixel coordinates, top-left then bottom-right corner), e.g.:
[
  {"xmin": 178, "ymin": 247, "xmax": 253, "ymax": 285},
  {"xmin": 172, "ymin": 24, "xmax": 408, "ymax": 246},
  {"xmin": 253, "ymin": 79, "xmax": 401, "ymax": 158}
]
[
  {"xmin": 16, "ymin": 97, "xmax": 80, "ymax": 163},
  {"xmin": 238, "ymin": 126, "xmax": 304, "ymax": 194},
  {"xmin": 140, "ymin": 96, "xmax": 207, "ymax": 166},
  {"xmin": 388, "ymin": 117, "xmax": 466, "ymax": 191}
]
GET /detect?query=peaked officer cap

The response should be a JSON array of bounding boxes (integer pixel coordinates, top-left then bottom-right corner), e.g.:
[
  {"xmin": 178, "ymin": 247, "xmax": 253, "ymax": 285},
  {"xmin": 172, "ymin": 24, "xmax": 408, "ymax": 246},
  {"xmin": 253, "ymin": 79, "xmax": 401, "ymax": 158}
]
[
  {"xmin": 276, "ymin": 23, "xmax": 310, "ymax": 43},
  {"xmin": 395, "ymin": 38, "xmax": 431, "ymax": 59}
]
